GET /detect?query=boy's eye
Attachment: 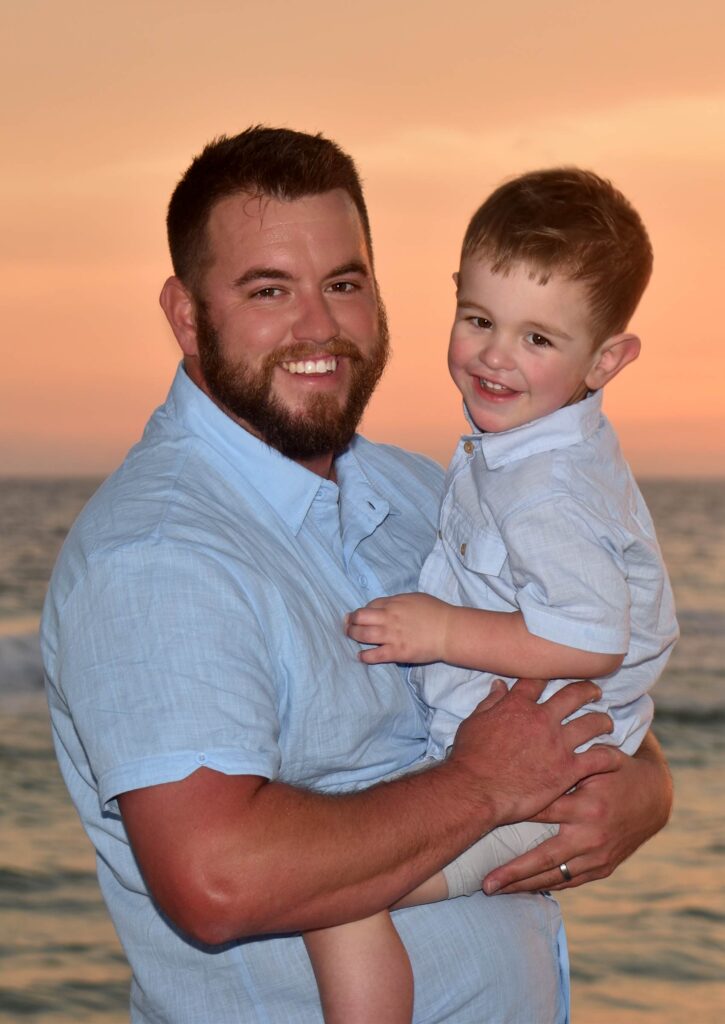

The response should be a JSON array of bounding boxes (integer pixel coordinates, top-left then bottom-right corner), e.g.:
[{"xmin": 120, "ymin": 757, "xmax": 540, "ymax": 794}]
[
  {"xmin": 470, "ymin": 316, "xmax": 493, "ymax": 330},
  {"xmin": 525, "ymin": 332, "xmax": 552, "ymax": 348}
]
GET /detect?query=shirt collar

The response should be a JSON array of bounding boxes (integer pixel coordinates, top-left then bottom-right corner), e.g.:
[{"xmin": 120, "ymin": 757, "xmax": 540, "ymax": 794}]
[
  {"xmin": 461, "ymin": 390, "xmax": 604, "ymax": 469},
  {"xmin": 165, "ymin": 364, "xmax": 328, "ymax": 534},
  {"xmin": 164, "ymin": 365, "xmax": 395, "ymax": 536}
]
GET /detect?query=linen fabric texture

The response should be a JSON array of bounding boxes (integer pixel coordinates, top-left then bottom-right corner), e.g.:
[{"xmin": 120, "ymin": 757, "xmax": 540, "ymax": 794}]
[{"xmin": 42, "ymin": 366, "xmax": 569, "ymax": 1024}]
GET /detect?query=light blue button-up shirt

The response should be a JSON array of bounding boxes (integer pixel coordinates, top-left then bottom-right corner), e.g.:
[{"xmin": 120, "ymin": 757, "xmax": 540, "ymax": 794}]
[
  {"xmin": 416, "ymin": 390, "xmax": 678, "ymax": 759},
  {"xmin": 42, "ymin": 366, "xmax": 569, "ymax": 1023}
]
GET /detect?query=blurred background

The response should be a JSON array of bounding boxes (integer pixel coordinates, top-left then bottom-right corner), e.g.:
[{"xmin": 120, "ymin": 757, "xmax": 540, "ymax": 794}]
[{"xmin": 1, "ymin": 2, "xmax": 723, "ymax": 1021}]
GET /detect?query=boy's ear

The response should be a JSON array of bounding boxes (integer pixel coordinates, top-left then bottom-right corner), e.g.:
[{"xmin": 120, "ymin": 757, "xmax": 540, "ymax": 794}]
[
  {"xmin": 159, "ymin": 276, "xmax": 200, "ymax": 358},
  {"xmin": 452, "ymin": 271, "xmax": 459, "ymax": 290},
  {"xmin": 585, "ymin": 332, "xmax": 641, "ymax": 391}
]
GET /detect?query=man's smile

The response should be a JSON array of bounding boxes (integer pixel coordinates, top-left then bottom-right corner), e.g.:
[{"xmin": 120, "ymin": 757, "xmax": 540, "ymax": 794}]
[{"xmin": 280, "ymin": 356, "xmax": 338, "ymax": 375}]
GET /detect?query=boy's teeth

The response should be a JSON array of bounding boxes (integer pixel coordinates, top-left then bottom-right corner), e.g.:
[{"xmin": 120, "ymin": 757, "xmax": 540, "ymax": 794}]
[
  {"xmin": 282, "ymin": 357, "xmax": 338, "ymax": 375},
  {"xmin": 480, "ymin": 378, "xmax": 509, "ymax": 392}
]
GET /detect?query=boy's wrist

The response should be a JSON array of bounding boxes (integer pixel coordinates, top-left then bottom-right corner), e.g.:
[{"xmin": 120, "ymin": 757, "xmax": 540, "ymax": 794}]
[{"xmin": 439, "ymin": 601, "xmax": 465, "ymax": 665}]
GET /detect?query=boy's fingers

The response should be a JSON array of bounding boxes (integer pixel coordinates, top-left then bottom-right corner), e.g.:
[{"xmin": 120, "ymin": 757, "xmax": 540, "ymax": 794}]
[
  {"xmin": 347, "ymin": 624, "xmax": 385, "ymax": 644},
  {"xmin": 359, "ymin": 646, "xmax": 394, "ymax": 664}
]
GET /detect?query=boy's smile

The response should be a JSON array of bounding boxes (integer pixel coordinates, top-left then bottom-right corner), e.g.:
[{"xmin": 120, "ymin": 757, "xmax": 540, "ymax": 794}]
[{"xmin": 448, "ymin": 258, "xmax": 605, "ymax": 434}]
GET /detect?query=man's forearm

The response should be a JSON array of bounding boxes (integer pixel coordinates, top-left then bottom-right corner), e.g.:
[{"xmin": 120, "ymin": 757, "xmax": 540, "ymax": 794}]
[
  {"xmin": 121, "ymin": 754, "xmax": 495, "ymax": 945},
  {"xmin": 120, "ymin": 678, "xmax": 617, "ymax": 944}
]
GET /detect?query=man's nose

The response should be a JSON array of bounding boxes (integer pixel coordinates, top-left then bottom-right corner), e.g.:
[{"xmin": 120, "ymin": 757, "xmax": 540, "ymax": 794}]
[{"xmin": 292, "ymin": 293, "xmax": 339, "ymax": 343}]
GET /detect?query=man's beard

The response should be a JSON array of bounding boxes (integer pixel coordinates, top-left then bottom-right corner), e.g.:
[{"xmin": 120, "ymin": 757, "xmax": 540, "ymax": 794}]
[{"xmin": 195, "ymin": 301, "xmax": 390, "ymax": 462}]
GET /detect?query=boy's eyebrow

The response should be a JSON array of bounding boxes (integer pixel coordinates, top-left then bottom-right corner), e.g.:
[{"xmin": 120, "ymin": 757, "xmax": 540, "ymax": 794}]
[
  {"xmin": 527, "ymin": 319, "xmax": 574, "ymax": 342},
  {"xmin": 456, "ymin": 295, "xmax": 575, "ymax": 342}
]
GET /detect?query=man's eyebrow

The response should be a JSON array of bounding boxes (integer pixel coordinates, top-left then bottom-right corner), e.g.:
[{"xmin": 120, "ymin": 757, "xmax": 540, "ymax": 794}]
[
  {"xmin": 233, "ymin": 267, "xmax": 293, "ymax": 288},
  {"xmin": 326, "ymin": 260, "xmax": 370, "ymax": 279}
]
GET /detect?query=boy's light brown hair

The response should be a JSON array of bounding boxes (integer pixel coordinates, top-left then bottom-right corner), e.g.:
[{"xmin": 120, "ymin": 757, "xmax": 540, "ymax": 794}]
[{"xmin": 462, "ymin": 168, "xmax": 653, "ymax": 343}]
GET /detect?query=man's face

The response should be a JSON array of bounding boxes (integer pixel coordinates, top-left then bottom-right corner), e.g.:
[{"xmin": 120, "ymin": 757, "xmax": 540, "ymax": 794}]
[{"xmin": 188, "ymin": 189, "xmax": 388, "ymax": 465}]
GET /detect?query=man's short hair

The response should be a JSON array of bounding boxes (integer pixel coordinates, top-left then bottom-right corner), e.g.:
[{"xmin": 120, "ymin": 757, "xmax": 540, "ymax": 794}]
[
  {"xmin": 462, "ymin": 168, "xmax": 653, "ymax": 342},
  {"xmin": 167, "ymin": 126, "xmax": 373, "ymax": 294}
]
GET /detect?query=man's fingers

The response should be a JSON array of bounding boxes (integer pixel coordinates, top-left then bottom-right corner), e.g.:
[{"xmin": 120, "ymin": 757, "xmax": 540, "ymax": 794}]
[
  {"xmin": 542, "ymin": 679, "xmax": 602, "ymax": 720},
  {"xmin": 573, "ymin": 743, "xmax": 621, "ymax": 778},
  {"xmin": 483, "ymin": 836, "xmax": 591, "ymax": 895},
  {"xmin": 470, "ymin": 679, "xmax": 508, "ymax": 714},
  {"xmin": 563, "ymin": 710, "xmax": 614, "ymax": 750},
  {"xmin": 507, "ymin": 677, "xmax": 549, "ymax": 702}
]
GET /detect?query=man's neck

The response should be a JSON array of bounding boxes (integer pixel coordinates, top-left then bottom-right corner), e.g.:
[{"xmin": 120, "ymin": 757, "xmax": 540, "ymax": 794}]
[{"xmin": 184, "ymin": 360, "xmax": 337, "ymax": 481}]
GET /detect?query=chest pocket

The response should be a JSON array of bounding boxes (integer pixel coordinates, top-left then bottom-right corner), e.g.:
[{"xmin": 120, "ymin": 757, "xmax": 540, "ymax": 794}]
[{"xmin": 442, "ymin": 508, "xmax": 508, "ymax": 578}]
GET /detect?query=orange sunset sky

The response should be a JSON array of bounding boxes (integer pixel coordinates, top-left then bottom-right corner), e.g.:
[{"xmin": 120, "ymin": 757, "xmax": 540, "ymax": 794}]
[{"xmin": 2, "ymin": 0, "xmax": 724, "ymax": 478}]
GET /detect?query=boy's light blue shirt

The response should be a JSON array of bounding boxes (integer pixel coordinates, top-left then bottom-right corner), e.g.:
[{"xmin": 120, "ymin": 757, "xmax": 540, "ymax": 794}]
[
  {"xmin": 42, "ymin": 365, "xmax": 569, "ymax": 1024},
  {"xmin": 416, "ymin": 390, "xmax": 678, "ymax": 758}
]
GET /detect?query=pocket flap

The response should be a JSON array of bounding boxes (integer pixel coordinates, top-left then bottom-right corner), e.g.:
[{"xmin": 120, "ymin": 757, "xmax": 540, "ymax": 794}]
[{"xmin": 443, "ymin": 513, "xmax": 508, "ymax": 577}]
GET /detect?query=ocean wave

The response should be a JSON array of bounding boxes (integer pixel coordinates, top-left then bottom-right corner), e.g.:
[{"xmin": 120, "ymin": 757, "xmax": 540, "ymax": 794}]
[{"xmin": 0, "ymin": 632, "xmax": 43, "ymax": 692}]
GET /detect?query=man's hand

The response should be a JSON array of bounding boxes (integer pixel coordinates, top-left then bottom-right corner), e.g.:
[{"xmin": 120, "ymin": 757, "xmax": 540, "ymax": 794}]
[
  {"xmin": 447, "ymin": 677, "xmax": 619, "ymax": 830},
  {"xmin": 481, "ymin": 731, "xmax": 673, "ymax": 894},
  {"xmin": 345, "ymin": 593, "xmax": 453, "ymax": 664}
]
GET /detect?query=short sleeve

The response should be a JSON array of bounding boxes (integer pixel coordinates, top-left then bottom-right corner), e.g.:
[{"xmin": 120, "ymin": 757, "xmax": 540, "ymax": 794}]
[
  {"xmin": 58, "ymin": 542, "xmax": 282, "ymax": 811},
  {"xmin": 501, "ymin": 497, "xmax": 631, "ymax": 654}
]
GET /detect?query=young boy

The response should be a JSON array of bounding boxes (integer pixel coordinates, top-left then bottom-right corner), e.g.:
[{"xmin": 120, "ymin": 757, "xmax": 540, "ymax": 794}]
[{"xmin": 304, "ymin": 168, "xmax": 678, "ymax": 1023}]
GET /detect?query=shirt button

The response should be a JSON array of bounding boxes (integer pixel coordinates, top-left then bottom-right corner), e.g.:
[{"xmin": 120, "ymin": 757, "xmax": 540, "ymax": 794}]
[
  {"xmin": 460, "ymin": 542, "xmax": 467, "ymax": 556},
  {"xmin": 197, "ymin": 753, "xmax": 207, "ymax": 764},
  {"xmin": 463, "ymin": 441, "xmax": 474, "ymax": 455},
  {"xmin": 359, "ymin": 575, "xmax": 368, "ymax": 588}
]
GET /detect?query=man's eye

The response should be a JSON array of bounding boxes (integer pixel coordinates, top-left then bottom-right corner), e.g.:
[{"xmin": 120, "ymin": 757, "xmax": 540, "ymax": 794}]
[
  {"xmin": 526, "ymin": 332, "xmax": 552, "ymax": 347},
  {"xmin": 470, "ymin": 316, "xmax": 493, "ymax": 330},
  {"xmin": 328, "ymin": 281, "xmax": 358, "ymax": 293},
  {"xmin": 252, "ymin": 287, "xmax": 283, "ymax": 299}
]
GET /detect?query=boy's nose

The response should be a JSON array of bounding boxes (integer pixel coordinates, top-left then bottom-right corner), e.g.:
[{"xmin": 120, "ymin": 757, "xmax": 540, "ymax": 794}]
[{"xmin": 480, "ymin": 335, "xmax": 515, "ymax": 371}]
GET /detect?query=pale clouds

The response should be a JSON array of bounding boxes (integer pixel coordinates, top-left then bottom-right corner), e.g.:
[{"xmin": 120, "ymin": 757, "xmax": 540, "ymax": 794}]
[{"xmin": 356, "ymin": 93, "xmax": 725, "ymax": 180}]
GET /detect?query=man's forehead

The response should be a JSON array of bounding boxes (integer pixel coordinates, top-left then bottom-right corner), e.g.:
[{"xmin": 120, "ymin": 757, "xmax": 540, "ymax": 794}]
[{"xmin": 207, "ymin": 189, "xmax": 364, "ymax": 239}]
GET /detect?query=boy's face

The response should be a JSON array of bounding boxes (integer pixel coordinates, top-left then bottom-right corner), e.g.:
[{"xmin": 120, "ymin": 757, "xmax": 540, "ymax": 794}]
[{"xmin": 449, "ymin": 258, "xmax": 604, "ymax": 434}]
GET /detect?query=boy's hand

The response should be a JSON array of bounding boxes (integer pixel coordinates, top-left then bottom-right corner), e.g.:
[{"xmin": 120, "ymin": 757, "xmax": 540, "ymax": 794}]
[{"xmin": 345, "ymin": 593, "xmax": 453, "ymax": 664}]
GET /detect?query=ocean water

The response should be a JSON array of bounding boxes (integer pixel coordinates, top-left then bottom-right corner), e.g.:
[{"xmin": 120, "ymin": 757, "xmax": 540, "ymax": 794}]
[{"xmin": 1, "ymin": 476, "xmax": 723, "ymax": 1023}]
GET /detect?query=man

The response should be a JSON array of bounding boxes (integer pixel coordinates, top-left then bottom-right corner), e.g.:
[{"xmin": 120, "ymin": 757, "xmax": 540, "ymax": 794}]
[{"xmin": 42, "ymin": 127, "xmax": 672, "ymax": 1023}]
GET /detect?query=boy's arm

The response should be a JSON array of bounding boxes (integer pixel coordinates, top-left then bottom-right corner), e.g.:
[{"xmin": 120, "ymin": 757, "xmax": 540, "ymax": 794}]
[{"xmin": 346, "ymin": 593, "xmax": 624, "ymax": 678}]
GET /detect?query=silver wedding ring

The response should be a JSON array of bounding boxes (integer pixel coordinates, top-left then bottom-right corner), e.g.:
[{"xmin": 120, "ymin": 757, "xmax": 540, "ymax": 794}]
[{"xmin": 559, "ymin": 862, "xmax": 572, "ymax": 881}]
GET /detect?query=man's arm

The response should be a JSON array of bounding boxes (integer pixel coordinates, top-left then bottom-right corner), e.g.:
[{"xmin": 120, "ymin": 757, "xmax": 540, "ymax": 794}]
[
  {"xmin": 346, "ymin": 593, "xmax": 623, "ymax": 678},
  {"xmin": 119, "ymin": 678, "xmax": 616, "ymax": 945},
  {"xmin": 482, "ymin": 730, "xmax": 672, "ymax": 894}
]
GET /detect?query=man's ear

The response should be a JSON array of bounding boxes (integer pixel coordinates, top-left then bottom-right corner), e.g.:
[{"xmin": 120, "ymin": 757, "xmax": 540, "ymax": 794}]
[
  {"xmin": 159, "ymin": 276, "xmax": 199, "ymax": 358},
  {"xmin": 585, "ymin": 332, "xmax": 641, "ymax": 391},
  {"xmin": 452, "ymin": 271, "xmax": 459, "ymax": 289}
]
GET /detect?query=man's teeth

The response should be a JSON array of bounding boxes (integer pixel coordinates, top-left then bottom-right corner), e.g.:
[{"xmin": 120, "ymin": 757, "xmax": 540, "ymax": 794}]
[
  {"xmin": 281, "ymin": 357, "xmax": 338, "ymax": 375},
  {"xmin": 480, "ymin": 378, "xmax": 513, "ymax": 393}
]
